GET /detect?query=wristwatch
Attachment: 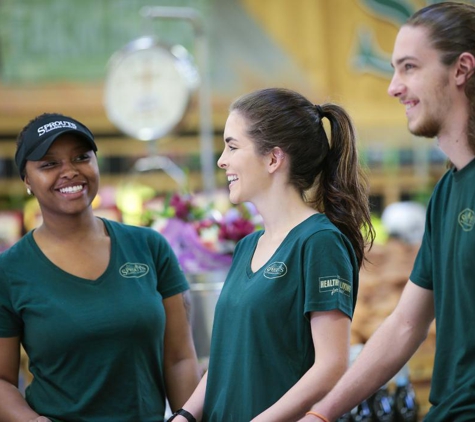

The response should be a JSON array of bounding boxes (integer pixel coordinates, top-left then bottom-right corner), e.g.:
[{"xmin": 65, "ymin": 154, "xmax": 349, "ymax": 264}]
[
  {"xmin": 104, "ymin": 36, "xmax": 199, "ymax": 141},
  {"xmin": 167, "ymin": 408, "xmax": 197, "ymax": 422}
]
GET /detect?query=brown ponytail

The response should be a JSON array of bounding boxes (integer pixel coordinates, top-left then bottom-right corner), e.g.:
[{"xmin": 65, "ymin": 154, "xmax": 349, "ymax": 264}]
[
  {"xmin": 230, "ymin": 88, "xmax": 375, "ymax": 267},
  {"xmin": 310, "ymin": 103, "xmax": 374, "ymax": 267}
]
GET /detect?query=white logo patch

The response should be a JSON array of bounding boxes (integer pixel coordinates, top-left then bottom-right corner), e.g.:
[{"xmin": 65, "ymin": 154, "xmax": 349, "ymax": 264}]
[
  {"xmin": 458, "ymin": 208, "xmax": 475, "ymax": 232},
  {"xmin": 263, "ymin": 262, "xmax": 288, "ymax": 279},
  {"xmin": 119, "ymin": 262, "xmax": 149, "ymax": 278}
]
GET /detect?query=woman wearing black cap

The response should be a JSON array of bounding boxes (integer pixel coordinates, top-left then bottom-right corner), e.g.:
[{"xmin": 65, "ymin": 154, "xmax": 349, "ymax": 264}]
[{"xmin": 0, "ymin": 113, "xmax": 200, "ymax": 422}]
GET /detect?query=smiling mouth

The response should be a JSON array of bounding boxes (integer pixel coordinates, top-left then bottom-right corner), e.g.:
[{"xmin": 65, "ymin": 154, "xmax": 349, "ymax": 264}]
[
  {"xmin": 227, "ymin": 175, "xmax": 238, "ymax": 185},
  {"xmin": 404, "ymin": 100, "xmax": 418, "ymax": 112},
  {"xmin": 59, "ymin": 185, "xmax": 84, "ymax": 194}
]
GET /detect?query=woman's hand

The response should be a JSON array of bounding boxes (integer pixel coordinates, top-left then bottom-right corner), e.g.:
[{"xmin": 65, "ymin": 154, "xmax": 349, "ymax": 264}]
[{"xmin": 28, "ymin": 417, "xmax": 52, "ymax": 422}]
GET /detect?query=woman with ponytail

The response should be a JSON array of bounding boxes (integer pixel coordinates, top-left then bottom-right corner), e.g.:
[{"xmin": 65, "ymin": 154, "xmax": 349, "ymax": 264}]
[{"xmin": 172, "ymin": 88, "xmax": 374, "ymax": 422}]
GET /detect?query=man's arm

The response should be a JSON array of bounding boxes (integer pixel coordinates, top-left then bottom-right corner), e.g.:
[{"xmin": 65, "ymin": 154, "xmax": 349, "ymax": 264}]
[{"xmin": 299, "ymin": 280, "xmax": 435, "ymax": 422}]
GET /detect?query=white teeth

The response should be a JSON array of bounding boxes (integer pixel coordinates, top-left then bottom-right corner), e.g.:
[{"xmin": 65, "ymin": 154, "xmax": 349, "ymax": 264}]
[
  {"xmin": 59, "ymin": 185, "xmax": 83, "ymax": 194},
  {"xmin": 227, "ymin": 175, "xmax": 238, "ymax": 182}
]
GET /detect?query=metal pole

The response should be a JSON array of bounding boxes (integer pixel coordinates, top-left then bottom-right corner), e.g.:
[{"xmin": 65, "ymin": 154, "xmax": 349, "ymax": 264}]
[{"xmin": 140, "ymin": 6, "xmax": 216, "ymax": 196}]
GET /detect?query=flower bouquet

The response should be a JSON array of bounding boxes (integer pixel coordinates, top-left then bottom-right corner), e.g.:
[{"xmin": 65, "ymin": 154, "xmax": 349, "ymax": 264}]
[{"xmin": 146, "ymin": 191, "xmax": 261, "ymax": 274}]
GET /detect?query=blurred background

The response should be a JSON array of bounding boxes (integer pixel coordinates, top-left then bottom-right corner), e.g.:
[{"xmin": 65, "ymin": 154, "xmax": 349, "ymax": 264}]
[{"xmin": 1, "ymin": 0, "xmax": 467, "ymax": 420}]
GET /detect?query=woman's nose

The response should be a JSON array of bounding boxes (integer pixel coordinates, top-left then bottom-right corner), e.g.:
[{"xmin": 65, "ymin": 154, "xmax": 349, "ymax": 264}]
[
  {"xmin": 217, "ymin": 153, "xmax": 227, "ymax": 169},
  {"xmin": 60, "ymin": 161, "xmax": 79, "ymax": 178}
]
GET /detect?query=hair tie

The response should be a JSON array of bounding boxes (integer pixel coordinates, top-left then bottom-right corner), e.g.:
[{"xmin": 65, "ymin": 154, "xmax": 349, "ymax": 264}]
[{"xmin": 314, "ymin": 104, "xmax": 325, "ymax": 119}]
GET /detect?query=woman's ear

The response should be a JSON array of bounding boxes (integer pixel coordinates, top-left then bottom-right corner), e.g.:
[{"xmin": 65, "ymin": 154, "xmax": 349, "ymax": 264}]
[
  {"xmin": 24, "ymin": 174, "xmax": 32, "ymax": 194},
  {"xmin": 268, "ymin": 147, "xmax": 285, "ymax": 174}
]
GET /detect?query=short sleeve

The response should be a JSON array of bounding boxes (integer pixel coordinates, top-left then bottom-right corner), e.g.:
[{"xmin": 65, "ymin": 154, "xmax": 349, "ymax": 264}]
[
  {"xmin": 0, "ymin": 266, "xmax": 22, "ymax": 337},
  {"xmin": 410, "ymin": 202, "xmax": 433, "ymax": 290},
  {"xmin": 153, "ymin": 232, "xmax": 190, "ymax": 299},
  {"xmin": 303, "ymin": 229, "xmax": 358, "ymax": 319}
]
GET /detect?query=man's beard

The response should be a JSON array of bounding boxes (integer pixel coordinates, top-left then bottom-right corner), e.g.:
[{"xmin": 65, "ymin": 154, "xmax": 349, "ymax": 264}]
[
  {"xmin": 408, "ymin": 116, "xmax": 441, "ymax": 138},
  {"xmin": 408, "ymin": 75, "xmax": 449, "ymax": 139}
]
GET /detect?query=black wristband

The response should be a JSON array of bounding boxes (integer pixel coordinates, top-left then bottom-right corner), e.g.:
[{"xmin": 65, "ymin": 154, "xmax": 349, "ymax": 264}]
[{"xmin": 167, "ymin": 408, "xmax": 197, "ymax": 422}]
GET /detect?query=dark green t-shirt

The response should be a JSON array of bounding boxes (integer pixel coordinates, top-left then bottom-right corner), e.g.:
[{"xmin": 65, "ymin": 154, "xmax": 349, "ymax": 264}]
[
  {"xmin": 411, "ymin": 159, "xmax": 475, "ymax": 421},
  {"xmin": 0, "ymin": 218, "xmax": 189, "ymax": 422},
  {"xmin": 203, "ymin": 214, "xmax": 359, "ymax": 422}
]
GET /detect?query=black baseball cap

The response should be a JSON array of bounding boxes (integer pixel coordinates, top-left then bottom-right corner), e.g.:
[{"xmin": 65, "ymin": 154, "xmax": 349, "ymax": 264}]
[{"xmin": 15, "ymin": 114, "xmax": 98, "ymax": 180}]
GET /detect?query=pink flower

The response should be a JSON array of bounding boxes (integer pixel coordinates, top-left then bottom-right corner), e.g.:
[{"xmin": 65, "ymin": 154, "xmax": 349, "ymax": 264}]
[
  {"xmin": 219, "ymin": 217, "xmax": 256, "ymax": 242},
  {"xmin": 169, "ymin": 193, "xmax": 193, "ymax": 220}
]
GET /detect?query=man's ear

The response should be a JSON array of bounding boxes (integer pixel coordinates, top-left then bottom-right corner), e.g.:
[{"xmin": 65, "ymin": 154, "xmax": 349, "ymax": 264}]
[{"xmin": 454, "ymin": 52, "xmax": 475, "ymax": 87}]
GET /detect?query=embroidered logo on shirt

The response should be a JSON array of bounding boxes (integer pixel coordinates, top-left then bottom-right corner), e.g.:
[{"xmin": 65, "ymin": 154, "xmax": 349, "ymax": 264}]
[
  {"xmin": 263, "ymin": 262, "xmax": 288, "ymax": 279},
  {"xmin": 119, "ymin": 262, "xmax": 150, "ymax": 278},
  {"xmin": 458, "ymin": 208, "xmax": 475, "ymax": 232},
  {"xmin": 319, "ymin": 275, "xmax": 351, "ymax": 297}
]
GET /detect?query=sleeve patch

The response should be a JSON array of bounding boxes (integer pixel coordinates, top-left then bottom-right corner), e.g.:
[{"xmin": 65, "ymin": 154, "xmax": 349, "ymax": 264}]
[{"xmin": 319, "ymin": 275, "xmax": 351, "ymax": 297}]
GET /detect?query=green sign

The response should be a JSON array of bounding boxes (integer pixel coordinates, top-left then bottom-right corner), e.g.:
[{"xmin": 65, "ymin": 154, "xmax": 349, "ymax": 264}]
[{"xmin": 0, "ymin": 0, "xmax": 208, "ymax": 83}]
